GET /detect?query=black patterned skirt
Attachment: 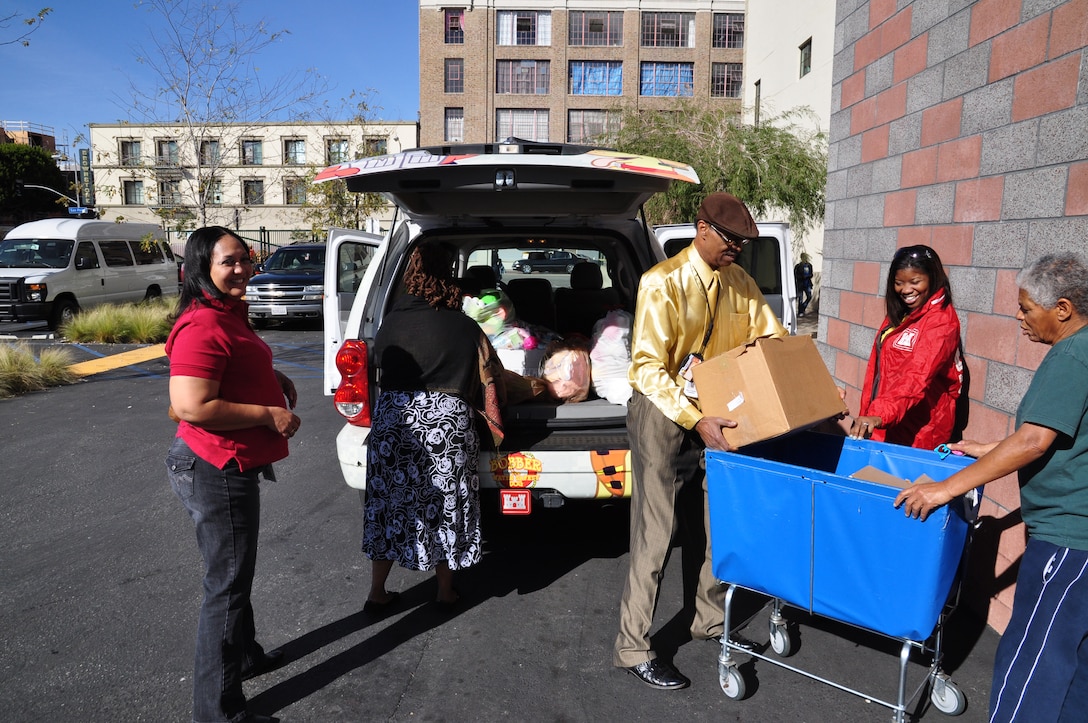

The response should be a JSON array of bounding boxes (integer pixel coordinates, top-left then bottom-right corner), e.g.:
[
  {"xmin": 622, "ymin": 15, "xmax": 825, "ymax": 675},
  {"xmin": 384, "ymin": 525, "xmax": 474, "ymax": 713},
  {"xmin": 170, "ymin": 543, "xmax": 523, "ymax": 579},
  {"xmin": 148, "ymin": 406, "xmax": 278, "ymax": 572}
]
[{"xmin": 362, "ymin": 390, "xmax": 482, "ymax": 571}]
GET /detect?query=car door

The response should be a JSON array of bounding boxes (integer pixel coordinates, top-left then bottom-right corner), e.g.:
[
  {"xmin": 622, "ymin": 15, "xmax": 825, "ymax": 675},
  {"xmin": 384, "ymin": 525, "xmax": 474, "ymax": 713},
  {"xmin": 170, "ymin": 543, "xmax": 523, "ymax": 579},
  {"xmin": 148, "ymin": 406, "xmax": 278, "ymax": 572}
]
[{"xmin": 322, "ymin": 228, "xmax": 382, "ymax": 393}]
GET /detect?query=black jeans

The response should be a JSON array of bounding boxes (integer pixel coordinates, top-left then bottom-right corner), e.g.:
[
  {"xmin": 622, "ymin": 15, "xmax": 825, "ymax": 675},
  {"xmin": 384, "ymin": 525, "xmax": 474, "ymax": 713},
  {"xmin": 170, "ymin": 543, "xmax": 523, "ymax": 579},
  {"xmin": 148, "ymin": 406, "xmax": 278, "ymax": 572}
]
[{"xmin": 166, "ymin": 437, "xmax": 267, "ymax": 723}]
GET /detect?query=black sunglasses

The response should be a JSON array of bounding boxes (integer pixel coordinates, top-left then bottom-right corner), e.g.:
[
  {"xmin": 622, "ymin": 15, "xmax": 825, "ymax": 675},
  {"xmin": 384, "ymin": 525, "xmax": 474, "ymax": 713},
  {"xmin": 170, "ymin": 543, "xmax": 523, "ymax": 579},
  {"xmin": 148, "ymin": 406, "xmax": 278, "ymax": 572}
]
[
  {"xmin": 894, "ymin": 246, "xmax": 934, "ymax": 261},
  {"xmin": 706, "ymin": 221, "xmax": 750, "ymax": 247}
]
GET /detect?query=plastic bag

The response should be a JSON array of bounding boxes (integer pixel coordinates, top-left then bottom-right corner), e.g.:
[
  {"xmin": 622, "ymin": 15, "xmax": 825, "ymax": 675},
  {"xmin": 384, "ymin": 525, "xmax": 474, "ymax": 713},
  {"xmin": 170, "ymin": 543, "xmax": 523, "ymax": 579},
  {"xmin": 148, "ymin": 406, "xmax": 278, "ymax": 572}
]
[
  {"xmin": 590, "ymin": 309, "xmax": 633, "ymax": 405},
  {"xmin": 542, "ymin": 340, "xmax": 592, "ymax": 403}
]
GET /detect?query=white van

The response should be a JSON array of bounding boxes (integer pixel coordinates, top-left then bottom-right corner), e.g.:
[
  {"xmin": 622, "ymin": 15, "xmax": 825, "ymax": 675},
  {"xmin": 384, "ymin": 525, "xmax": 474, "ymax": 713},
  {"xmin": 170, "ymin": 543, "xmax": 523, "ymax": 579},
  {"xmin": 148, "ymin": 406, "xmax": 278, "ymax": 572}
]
[
  {"xmin": 652, "ymin": 221, "xmax": 797, "ymax": 335},
  {"xmin": 0, "ymin": 219, "xmax": 179, "ymax": 329}
]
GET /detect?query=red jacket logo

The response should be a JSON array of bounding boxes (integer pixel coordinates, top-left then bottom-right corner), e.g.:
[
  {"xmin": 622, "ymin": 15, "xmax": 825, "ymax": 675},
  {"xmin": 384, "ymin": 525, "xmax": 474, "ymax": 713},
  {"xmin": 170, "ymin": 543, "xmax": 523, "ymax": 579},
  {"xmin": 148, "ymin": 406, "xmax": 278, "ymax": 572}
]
[{"xmin": 893, "ymin": 328, "xmax": 919, "ymax": 351}]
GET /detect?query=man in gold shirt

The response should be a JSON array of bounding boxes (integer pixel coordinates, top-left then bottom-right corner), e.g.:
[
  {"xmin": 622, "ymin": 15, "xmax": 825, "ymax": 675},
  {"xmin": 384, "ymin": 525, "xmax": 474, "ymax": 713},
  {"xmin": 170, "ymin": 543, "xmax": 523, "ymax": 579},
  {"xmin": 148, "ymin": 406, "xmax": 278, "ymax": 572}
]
[{"xmin": 614, "ymin": 192, "xmax": 786, "ymax": 689}]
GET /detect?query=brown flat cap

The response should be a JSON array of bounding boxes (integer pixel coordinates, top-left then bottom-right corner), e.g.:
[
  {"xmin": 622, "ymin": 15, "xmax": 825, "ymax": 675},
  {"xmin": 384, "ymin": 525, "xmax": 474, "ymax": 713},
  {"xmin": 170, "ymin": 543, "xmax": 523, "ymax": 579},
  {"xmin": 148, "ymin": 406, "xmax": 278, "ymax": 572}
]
[{"xmin": 696, "ymin": 192, "xmax": 759, "ymax": 239}]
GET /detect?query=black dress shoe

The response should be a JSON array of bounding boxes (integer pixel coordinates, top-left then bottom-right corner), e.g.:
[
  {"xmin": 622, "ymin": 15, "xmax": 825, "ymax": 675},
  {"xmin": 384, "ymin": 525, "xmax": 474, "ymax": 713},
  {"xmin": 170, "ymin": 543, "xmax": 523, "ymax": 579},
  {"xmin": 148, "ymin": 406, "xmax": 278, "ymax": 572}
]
[
  {"xmin": 623, "ymin": 659, "xmax": 690, "ymax": 690},
  {"xmin": 241, "ymin": 649, "xmax": 285, "ymax": 681}
]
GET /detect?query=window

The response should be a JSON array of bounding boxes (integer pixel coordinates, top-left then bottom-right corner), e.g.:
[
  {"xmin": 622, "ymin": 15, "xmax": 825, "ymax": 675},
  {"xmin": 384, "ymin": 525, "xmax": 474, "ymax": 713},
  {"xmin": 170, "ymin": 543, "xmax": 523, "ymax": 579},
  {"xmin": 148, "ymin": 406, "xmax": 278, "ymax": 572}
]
[
  {"xmin": 567, "ymin": 110, "xmax": 620, "ymax": 143},
  {"xmin": 711, "ymin": 63, "xmax": 743, "ymax": 98},
  {"xmin": 122, "ymin": 180, "xmax": 144, "ymax": 205},
  {"xmin": 497, "ymin": 10, "xmax": 551, "ymax": 46},
  {"xmin": 445, "ymin": 108, "xmax": 464, "ymax": 142},
  {"xmin": 132, "ymin": 241, "xmax": 164, "ymax": 265},
  {"xmin": 445, "ymin": 58, "xmax": 464, "ymax": 93},
  {"xmin": 445, "ymin": 8, "xmax": 464, "ymax": 44},
  {"xmin": 241, "ymin": 139, "xmax": 263, "ymax": 165},
  {"xmin": 569, "ymin": 61, "xmax": 622, "ymax": 96},
  {"xmin": 202, "ymin": 179, "xmax": 223, "ymax": 205},
  {"xmin": 199, "ymin": 139, "xmax": 220, "ymax": 165},
  {"xmin": 326, "ymin": 138, "xmax": 349, "ymax": 164},
  {"xmin": 496, "ymin": 109, "xmax": 549, "ymax": 142},
  {"xmin": 156, "ymin": 139, "xmax": 179, "ymax": 166},
  {"xmin": 74, "ymin": 242, "xmax": 99, "ymax": 270},
  {"xmin": 99, "ymin": 240, "xmax": 135, "ymax": 267},
  {"xmin": 158, "ymin": 179, "xmax": 182, "ymax": 205},
  {"xmin": 242, "ymin": 179, "xmax": 265, "ymax": 205},
  {"xmin": 364, "ymin": 137, "xmax": 387, "ymax": 156},
  {"xmin": 568, "ymin": 10, "xmax": 622, "ymax": 46},
  {"xmin": 284, "ymin": 178, "xmax": 307, "ymax": 205},
  {"xmin": 640, "ymin": 62, "xmax": 694, "ymax": 96},
  {"xmin": 496, "ymin": 60, "xmax": 550, "ymax": 94},
  {"xmin": 120, "ymin": 140, "xmax": 142, "ymax": 167},
  {"xmin": 641, "ymin": 12, "xmax": 695, "ymax": 48},
  {"xmin": 284, "ymin": 138, "xmax": 306, "ymax": 165},
  {"xmin": 799, "ymin": 38, "xmax": 812, "ymax": 77},
  {"xmin": 712, "ymin": 13, "xmax": 745, "ymax": 49}
]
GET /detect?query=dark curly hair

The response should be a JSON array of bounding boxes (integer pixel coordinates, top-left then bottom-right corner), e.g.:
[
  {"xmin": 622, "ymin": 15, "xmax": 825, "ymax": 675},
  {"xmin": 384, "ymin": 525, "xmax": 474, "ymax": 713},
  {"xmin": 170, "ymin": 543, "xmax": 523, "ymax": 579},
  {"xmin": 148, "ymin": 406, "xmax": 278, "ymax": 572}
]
[
  {"xmin": 404, "ymin": 243, "xmax": 462, "ymax": 310},
  {"xmin": 885, "ymin": 245, "xmax": 952, "ymax": 322}
]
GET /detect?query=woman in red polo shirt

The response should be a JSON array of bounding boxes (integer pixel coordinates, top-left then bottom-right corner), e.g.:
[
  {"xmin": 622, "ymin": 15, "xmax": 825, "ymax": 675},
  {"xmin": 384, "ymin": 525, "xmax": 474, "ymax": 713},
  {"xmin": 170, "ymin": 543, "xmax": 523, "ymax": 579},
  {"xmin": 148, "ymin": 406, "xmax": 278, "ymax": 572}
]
[{"xmin": 165, "ymin": 226, "xmax": 300, "ymax": 723}]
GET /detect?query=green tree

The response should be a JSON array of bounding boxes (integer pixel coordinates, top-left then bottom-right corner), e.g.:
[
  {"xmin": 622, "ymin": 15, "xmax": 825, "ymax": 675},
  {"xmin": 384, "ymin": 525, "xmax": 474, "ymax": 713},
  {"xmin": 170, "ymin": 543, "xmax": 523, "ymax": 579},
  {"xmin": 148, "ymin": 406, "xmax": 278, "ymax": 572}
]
[
  {"xmin": 0, "ymin": 145, "xmax": 70, "ymax": 221},
  {"xmin": 604, "ymin": 101, "xmax": 827, "ymax": 233},
  {"xmin": 0, "ymin": 6, "xmax": 51, "ymax": 47}
]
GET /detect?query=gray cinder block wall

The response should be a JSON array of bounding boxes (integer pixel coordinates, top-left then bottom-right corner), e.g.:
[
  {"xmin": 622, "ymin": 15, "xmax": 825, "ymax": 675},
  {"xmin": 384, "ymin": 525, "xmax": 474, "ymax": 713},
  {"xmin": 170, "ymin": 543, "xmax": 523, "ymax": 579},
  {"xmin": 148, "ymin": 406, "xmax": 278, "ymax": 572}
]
[{"xmin": 820, "ymin": 0, "xmax": 1088, "ymax": 632}]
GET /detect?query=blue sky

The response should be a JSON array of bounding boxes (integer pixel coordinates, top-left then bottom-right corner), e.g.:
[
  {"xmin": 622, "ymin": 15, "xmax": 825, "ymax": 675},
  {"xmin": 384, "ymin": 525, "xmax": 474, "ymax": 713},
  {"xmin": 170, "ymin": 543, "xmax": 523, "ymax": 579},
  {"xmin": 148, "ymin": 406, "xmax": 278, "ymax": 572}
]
[{"xmin": 1, "ymin": 0, "xmax": 421, "ymax": 151}]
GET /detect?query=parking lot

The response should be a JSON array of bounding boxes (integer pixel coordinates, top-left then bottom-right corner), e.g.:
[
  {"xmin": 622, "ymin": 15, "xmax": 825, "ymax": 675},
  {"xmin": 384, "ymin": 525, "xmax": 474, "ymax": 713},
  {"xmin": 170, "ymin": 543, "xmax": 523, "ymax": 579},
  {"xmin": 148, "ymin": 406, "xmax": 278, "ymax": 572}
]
[{"xmin": 0, "ymin": 323, "xmax": 998, "ymax": 721}]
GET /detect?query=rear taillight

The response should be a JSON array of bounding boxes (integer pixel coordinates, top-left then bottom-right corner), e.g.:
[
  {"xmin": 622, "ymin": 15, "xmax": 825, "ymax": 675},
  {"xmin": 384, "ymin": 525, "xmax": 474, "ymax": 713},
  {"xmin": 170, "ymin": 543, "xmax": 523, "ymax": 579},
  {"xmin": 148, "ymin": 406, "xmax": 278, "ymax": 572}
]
[{"xmin": 334, "ymin": 339, "xmax": 371, "ymax": 426}]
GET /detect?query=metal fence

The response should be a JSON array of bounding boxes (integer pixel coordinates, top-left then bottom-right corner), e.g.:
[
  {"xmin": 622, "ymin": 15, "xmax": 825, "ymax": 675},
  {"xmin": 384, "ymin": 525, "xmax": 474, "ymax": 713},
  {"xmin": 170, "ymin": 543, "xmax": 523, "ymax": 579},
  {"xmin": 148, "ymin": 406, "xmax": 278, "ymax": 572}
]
[{"xmin": 165, "ymin": 227, "xmax": 322, "ymax": 261}]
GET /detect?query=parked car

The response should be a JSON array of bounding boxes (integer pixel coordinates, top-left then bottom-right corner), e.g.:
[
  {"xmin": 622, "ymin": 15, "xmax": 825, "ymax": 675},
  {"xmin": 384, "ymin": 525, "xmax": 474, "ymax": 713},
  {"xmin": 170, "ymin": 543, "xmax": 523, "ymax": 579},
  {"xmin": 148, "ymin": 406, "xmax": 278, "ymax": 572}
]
[
  {"xmin": 0, "ymin": 219, "xmax": 179, "ymax": 329},
  {"xmin": 652, "ymin": 222, "xmax": 797, "ymax": 334},
  {"xmin": 319, "ymin": 140, "xmax": 699, "ymax": 514},
  {"xmin": 511, "ymin": 250, "xmax": 595, "ymax": 273},
  {"xmin": 245, "ymin": 242, "xmax": 325, "ymax": 328}
]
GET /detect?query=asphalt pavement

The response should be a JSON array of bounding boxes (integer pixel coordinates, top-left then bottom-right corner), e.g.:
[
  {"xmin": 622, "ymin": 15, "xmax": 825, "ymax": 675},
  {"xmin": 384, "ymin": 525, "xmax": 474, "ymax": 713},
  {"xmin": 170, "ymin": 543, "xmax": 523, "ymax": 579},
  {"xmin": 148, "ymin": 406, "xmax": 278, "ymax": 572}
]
[{"xmin": 0, "ymin": 322, "xmax": 1001, "ymax": 722}]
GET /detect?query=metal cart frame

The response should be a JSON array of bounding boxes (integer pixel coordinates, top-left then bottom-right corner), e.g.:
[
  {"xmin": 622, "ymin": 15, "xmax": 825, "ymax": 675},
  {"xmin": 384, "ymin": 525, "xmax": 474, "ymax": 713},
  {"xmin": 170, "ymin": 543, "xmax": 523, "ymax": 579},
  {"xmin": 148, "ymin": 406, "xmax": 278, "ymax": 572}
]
[{"xmin": 717, "ymin": 583, "xmax": 968, "ymax": 722}]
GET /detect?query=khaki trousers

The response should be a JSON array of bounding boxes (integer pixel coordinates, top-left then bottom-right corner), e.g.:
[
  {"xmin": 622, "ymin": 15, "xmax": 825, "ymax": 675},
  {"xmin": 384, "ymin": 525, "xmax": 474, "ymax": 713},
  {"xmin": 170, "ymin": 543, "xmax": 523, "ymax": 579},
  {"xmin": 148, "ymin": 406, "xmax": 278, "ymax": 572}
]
[{"xmin": 613, "ymin": 391, "xmax": 725, "ymax": 668}]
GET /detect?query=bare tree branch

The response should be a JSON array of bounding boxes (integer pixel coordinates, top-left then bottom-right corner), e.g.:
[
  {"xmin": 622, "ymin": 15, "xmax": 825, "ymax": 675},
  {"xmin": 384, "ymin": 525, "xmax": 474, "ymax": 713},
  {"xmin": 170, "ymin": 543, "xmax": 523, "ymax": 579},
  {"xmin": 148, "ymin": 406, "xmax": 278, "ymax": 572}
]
[{"xmin": 0, "ymin": 7, "xmax": 52, "ymax": 47}]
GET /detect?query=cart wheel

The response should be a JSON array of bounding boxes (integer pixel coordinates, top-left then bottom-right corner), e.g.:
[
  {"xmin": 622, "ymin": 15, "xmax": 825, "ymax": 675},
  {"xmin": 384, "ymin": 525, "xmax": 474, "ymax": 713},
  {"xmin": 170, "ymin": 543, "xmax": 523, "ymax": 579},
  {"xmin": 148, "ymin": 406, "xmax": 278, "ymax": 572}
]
[
  {"xmin": 769, "ymin": 622, "xmax": 795, "ymax": 657},
  {"xmin": 930, "ymin": 675, "xmax": 967, "ymax": 716},
  {"xmin": 719, "ymin": 665, "xmax": 747, "ymax": 700}
]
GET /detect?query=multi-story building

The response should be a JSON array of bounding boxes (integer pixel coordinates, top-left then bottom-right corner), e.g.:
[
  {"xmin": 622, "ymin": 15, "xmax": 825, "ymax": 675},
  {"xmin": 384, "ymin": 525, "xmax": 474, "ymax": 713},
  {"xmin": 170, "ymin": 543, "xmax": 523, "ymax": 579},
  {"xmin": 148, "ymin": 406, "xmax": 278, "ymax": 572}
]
[
  {"xmin": 88, "ymin": 120, "xmax": 420, "ymax": 234},
  {"xmin": 419, "ymin": 0, "xmax": 748, "ymax": 146}
]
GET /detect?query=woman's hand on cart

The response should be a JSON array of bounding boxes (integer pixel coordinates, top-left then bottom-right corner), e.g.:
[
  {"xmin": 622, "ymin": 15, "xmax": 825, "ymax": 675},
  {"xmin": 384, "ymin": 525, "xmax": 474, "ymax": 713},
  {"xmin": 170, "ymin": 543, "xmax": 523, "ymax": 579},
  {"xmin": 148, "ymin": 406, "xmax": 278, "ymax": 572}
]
[
  {"xmin": 849, "ymin": 415, "xmax": 881, "ymax": 439},
  {"xmin": 894, "ymin": 481, "xmax": 955, "ymax": 522},
  {"xmin": 696, "ymin": 415, "xmax": 737, "ymax": 451}
]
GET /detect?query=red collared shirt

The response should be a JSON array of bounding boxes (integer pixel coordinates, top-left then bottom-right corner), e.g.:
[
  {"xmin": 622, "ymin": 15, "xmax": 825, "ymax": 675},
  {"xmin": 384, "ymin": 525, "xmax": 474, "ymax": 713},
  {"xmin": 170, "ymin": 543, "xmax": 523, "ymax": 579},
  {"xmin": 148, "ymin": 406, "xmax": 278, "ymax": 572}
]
[{"xmin": 165, "ymin": 297, "xmax": 288, "ymax": 471}]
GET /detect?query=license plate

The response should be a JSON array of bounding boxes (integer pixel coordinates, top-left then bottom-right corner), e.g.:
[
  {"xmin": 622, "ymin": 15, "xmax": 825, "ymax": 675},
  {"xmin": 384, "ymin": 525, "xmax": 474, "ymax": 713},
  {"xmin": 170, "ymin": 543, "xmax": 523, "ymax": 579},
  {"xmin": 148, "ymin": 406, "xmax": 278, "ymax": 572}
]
[
  {"xmin": 500, "ymin": 489, "xmax": 531, "ymax": 515},
  {"xmin": 271, "ymin": 305, "xmax": 288, "ymax": 316}
]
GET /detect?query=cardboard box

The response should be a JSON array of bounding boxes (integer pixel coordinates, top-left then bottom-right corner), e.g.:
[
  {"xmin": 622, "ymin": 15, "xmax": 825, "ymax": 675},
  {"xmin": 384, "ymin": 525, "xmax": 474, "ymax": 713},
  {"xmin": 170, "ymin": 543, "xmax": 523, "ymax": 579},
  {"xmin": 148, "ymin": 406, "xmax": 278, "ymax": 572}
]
[
  {"xmin": 850, "ymin": 465, "xmax": 936, "ymax": 490},
  {"xmin": 691, "ymin": 335, "xmax": 848, "ymax": 448}
]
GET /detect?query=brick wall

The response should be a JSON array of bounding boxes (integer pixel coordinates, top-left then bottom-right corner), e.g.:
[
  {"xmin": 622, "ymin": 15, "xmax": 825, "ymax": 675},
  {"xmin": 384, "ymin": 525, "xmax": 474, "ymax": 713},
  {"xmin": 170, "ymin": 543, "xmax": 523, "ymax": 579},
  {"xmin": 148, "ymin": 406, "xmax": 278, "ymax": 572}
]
[{"xmin": 823, "ymin": 0, "xmax": 1088, "ymax": 632}]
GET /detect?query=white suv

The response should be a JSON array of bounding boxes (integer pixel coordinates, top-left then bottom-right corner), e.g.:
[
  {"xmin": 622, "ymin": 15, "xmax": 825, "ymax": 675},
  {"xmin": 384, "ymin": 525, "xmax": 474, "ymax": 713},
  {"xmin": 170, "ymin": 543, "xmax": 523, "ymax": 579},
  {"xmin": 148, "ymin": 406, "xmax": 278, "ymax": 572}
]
[{"xmin": 320, "ymin": 140, "xmax": 700, "ymax": 514}]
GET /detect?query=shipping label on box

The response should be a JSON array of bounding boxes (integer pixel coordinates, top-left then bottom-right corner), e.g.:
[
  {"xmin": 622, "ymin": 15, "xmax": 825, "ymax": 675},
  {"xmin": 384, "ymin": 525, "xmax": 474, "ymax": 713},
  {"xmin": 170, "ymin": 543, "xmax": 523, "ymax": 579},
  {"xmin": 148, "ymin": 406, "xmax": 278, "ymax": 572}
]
[{"xmin": 691, "ymin": 335, "xmax": 848, "ymax": 448}]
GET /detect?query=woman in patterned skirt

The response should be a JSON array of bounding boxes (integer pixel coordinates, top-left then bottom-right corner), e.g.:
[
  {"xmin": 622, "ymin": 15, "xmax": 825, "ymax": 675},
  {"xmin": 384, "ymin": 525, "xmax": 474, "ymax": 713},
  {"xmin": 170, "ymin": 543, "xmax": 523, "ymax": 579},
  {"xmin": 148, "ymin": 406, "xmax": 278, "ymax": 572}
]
[{"xmin": 362, "ymin": 242, "xmax": 505, "ymax": 610}]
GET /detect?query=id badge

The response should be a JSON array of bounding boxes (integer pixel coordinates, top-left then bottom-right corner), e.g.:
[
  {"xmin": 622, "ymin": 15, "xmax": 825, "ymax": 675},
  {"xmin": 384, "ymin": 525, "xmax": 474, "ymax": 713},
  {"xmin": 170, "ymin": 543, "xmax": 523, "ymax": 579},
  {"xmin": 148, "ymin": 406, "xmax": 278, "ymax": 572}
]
[{"xmin": 680, "ymin": 352, "xmax": 703, "ymax": 399}]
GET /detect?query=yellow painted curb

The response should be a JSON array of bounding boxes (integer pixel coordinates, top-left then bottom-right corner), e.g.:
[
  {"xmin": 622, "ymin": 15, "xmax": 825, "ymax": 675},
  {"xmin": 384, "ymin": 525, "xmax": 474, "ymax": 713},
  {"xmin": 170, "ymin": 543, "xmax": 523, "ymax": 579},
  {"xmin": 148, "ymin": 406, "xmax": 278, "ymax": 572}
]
[{"xmin": 69, "ymin": 343, "xmax": 167, "ymax": 377}]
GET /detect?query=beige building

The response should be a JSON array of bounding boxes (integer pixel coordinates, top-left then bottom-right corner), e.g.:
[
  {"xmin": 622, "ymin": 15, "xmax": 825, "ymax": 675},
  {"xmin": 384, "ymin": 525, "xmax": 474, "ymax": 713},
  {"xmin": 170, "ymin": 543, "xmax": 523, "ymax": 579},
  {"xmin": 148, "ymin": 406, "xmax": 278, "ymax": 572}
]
[
  {"xmin": 419, "ymin": 0, "xmax": 748, "ymax": 146},
  {"xmin": 88, "ymin": 121, "xmax": 420, "ymax": 233},
  {"xmin": 743, "ymin": 0, "xmax": 836, "ymax": 311}
]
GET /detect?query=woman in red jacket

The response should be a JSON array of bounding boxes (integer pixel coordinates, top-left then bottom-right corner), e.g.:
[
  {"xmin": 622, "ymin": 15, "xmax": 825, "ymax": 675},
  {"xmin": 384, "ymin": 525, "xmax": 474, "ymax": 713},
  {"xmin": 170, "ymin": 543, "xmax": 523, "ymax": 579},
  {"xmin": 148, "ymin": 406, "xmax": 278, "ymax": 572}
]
[{"xmin": 850, "ymin": 245, "xmax": 964, "ymax": 449}]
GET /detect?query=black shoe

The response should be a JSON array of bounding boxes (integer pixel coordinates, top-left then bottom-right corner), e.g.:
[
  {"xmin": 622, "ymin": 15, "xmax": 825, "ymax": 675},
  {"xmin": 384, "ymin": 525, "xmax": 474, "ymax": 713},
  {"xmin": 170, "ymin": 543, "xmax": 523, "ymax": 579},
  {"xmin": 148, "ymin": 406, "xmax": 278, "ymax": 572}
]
[
  {"xmin": 241, "ymin": 649, "xmax": 285, "ymax": 681},
  {"xmin": 623, "ymin": 659, "xmax": 690, "ymax": 690},
  {"xmin": 363, "ymin": 591, "xmax": 401, "ymax": 617},
  {"xmin": 240, "ymin": 715, "xmax": 279, "ymax": 723}
]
